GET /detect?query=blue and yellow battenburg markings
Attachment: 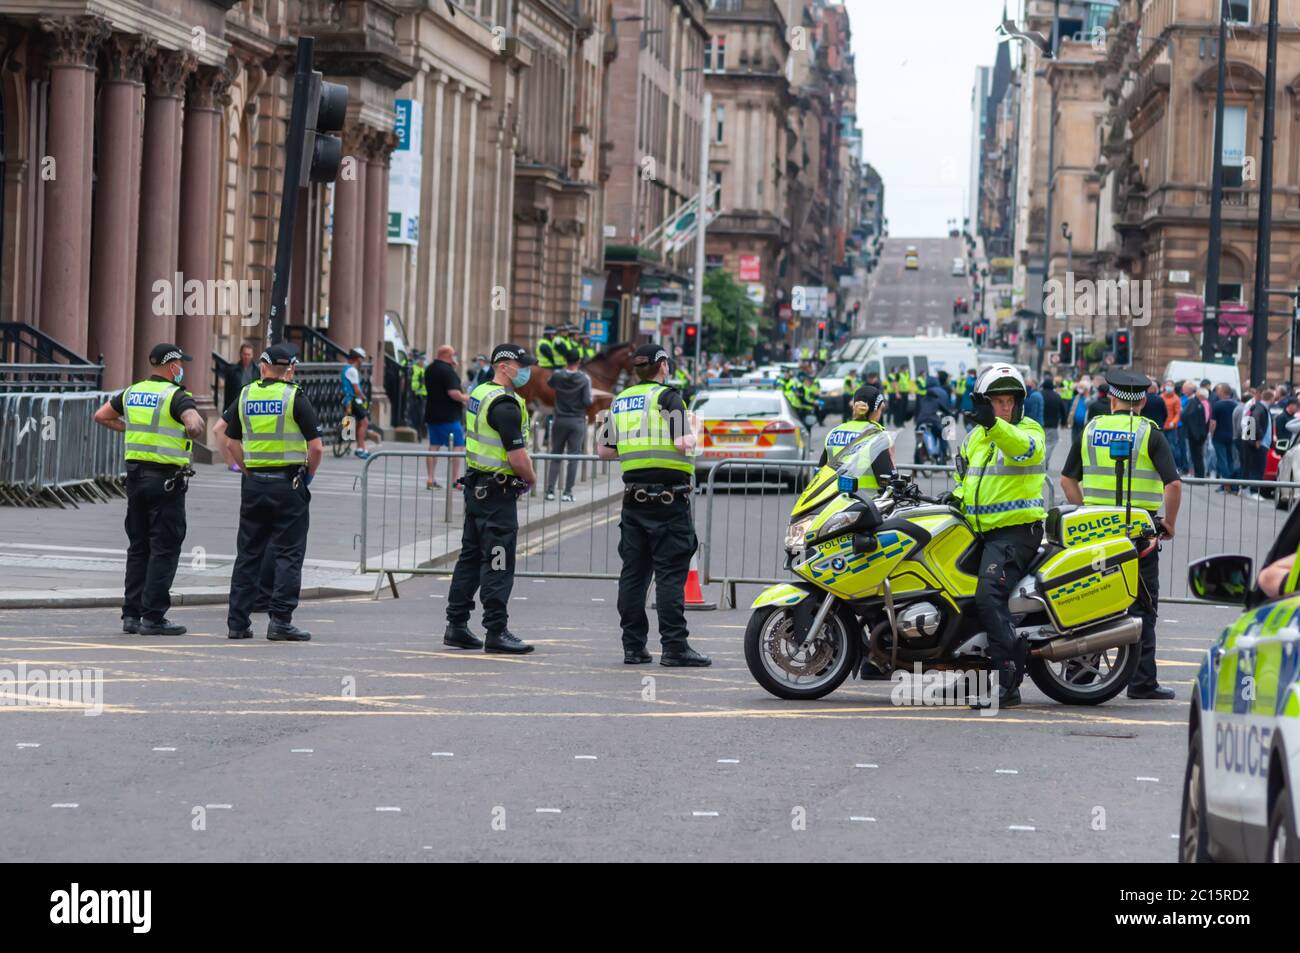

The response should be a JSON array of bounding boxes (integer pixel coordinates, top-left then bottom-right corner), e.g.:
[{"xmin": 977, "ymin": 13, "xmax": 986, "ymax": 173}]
[
  {"xmin": 806, "ymin": 530, "xmax": 908, "ymax": 581},
  {"xmin": 1049, "ymin": 574, "xmax": 1106, "ymax": 598},
  {"xmin": 1200, "ymin": 595, "xmax": 1300, "ymax": 718}
]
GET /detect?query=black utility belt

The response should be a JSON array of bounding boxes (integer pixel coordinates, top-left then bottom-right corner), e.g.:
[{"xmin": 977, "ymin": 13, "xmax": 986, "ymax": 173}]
[
  {"xmin": 460, "ymin": 470, "xmax": 526, "ymax": 498},
  {"xmin": 624, "ymin": 483, "xmax": 692, "ymax": 505}
]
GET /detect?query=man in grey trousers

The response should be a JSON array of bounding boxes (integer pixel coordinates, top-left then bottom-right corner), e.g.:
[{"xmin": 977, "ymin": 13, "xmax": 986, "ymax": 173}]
[{"xmin": 546, "ymin": 345, "xmax": 593, "ymax": 502}]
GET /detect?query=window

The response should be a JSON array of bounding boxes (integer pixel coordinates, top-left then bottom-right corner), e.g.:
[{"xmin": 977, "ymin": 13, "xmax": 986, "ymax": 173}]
[
  {"xmin": 1227, "ymin": 0, "xmax": 1250, "ymax": 24},
  {"xmin": 1222, "ymin": 105, "xmax": 1246, "ymax": 188},
  {"xmin": 714, "ymin": 104, "xmax": 725, "ymax": 144},
  {"xmin": 711, "ymin": 169, "xmax": 722, "ymax": 206},
  {"xmin": 705, "ymin": 36, "xmax": 726, "ymax": 72}
]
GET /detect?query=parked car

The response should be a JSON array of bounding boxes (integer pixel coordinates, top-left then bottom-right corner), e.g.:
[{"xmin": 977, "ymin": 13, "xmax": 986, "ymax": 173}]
[
  {"xmin": 1180, "ymin": 553, "xmax": 1300, "ymax": 861},
  {"xmin": 690, "ymin": 386, "xmax": 809, "ymax": 485}
]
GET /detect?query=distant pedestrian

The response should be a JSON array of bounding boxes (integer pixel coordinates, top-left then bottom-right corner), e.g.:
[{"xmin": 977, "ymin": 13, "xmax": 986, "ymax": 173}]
[
  {"xmin": 224, "ymin": 343, "xmax": 258, "ymax": 411},
  {"xmin": 1209, "ymin": 384, "xmax": 1239, "ymax": 489},
  {"xmin": 545, "ymin": 346, "xmax": 592, "ymax": 502},
  {"xmin": 341, "ymin": 347, "xmax": 371, "ymax": 460},
  {"xmin": 1181, "ymin": 386, "xmax": 1210, "ymax": 478},
  {"xmin": 1040, "ymin": 378, "xmax": 1066, "ymax": 471},
  {"xmin": 1022, "ymin": 378, "xmax": 1043, "ymax": 426},
  {"xmin": 423, "ymin": 344, "xmax": 470, "ymax": 490}
]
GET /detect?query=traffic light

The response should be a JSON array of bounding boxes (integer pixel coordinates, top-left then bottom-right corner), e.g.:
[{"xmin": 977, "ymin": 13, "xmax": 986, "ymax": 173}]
[
  {"xmin": 683, "ymin": 323, "xmax": 699, "ymax": 347},
  {"xmin": 297, "ymin": 70, "xmax": 349, "ymax": 185},
  {"xmin": 973, "ymin": 324, "xmax": 987, "ymax": 346},
  {"xmin": 817, "ymin": 321, "xmax": 826, "ymax": 340},
  {"xmin": 1058, "ymin": 331, "xmax": 1074, "ymax": 366},
  {"xmin": 1112, "ymin": 328, "xmax": 1131, "ymax": 366},
  {"xmin": 961, "ymin": 323, "xmax": 972, "ymax": 338}
]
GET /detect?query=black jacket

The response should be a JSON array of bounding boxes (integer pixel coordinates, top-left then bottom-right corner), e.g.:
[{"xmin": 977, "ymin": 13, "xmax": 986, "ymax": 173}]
[
  {"xmin": 549, "ymin": 369, "xmax": 592, "ymax": 418},
  {"xmin": 1041, "ymin": 389, "xmax": 1067, "ymax": 428}
]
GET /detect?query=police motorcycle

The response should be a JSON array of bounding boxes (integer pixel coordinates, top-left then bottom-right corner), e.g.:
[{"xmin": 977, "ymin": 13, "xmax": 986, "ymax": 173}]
[{"xmin": 743, "ymin": 435, "xmax": 1159, "ymax": 704}]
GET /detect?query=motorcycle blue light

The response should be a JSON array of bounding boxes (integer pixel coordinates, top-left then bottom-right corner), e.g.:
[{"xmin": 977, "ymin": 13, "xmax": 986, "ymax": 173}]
[{"xmin": 838, "ymin": 475, "xmax": 857, "ymax": 493}]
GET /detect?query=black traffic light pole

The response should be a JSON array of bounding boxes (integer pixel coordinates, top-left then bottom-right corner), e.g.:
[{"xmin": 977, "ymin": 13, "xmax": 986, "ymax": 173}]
[
  {"xmin": 266, "ymin": 37, "xmax": 348, "ymax": 345},
  {"xmin": 1203, "ymin": 0, "xmax": 1229, "ymax": 361},
  {"xmin": 267, "ymin": 38, "xmax": 315, "ymax": 346},
  {"xmin": 1249, "ymin": 0, "xmax": 1280, "ymax": 388}
]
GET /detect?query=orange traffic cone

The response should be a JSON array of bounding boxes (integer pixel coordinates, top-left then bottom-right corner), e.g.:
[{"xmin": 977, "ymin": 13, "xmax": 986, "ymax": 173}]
[{"xmin": 684, "ymin": 551, "xmax": 715, "ymax": 611}]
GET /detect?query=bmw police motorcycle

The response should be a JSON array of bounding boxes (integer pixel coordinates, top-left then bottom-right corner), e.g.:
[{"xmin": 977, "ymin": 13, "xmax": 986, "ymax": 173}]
[{"xmin": 743, "ymin": 426, "xmax": 1159, "ymax": 704}]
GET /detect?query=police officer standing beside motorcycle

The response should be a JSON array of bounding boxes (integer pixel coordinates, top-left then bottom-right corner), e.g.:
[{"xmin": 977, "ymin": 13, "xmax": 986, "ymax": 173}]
[
  {"xmin": 1060, "ymin": 368, "xmax": 1181, "ymax": 700},
  {"xmin": 819, "ymin": 384, "xmax": 895, "ymax": 484},
  {"xmin": 597, "ymin": 345, "xmax": 712, "ymax": 667},
  {"xmin": 950, "ymin": 365, "xmax": 1047, "ymax": 708},
  {"xmin": 94, "ymin": 343, "xmax": 207, "ymax": 635},
  {"xmin": 216, "ymin": 344, "xmax": 324, "ymax": 641},
  {"xmin": 443, "ymin": 344, "xmax": 537, "ymax": 655}
]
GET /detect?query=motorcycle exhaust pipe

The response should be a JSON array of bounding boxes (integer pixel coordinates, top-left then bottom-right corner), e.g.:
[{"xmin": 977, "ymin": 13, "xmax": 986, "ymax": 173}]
[{"xmin": 1030, "ymin": 617, "xmax": 1141, "ymax": 662}]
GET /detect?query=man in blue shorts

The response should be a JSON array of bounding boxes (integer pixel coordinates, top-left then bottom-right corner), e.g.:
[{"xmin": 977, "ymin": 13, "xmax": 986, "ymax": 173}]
[{"xmin": 423, "ymin": 344, "xmax": 470, "ymax": 489}]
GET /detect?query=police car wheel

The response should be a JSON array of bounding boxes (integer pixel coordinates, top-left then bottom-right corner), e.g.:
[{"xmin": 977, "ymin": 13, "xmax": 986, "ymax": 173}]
[
  {"xmin": 744, "ymin": 604, "xmax": 857, "ymax": 700},
  {"xmin": 1268, "ymin": 784, "xmax": 1298, "ymax": 863},
  {"xmin": 1179, "ymin": 727, "xmax": 1212, "ymax": 863}
]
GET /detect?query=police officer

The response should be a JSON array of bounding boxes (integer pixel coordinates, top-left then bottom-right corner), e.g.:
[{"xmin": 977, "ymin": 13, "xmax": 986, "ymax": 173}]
[
  {"xmin": 216, "ymin": 344, "xmax": 324, "ymax": 641},
  {"xmin": 1060, "ymin": 368, "xmax": 1181, "ymax": 700},
  {"xmin": 443, "ymin": 344, "xmax": 537, "ymax": 654},
  {"xmin": 535, "ymin": 326, "xmax": 561, "ymax": 369},
  {"xmin": 597, "ymin": 344, "xmax": 711, "ymax": 667},
  {"xmin": 950, "ymin": 365, "xmax": 1048, "ymax": 708},
  {"xmin": 94, "ymin": 343, "xmax": 206, "ymax": 635},
  {"xmin": 820, "ymin": 384, "xmax": 894, "ymax": 483},
  {"xmin": 408, "ymin": 349, "xmax": 427, "ymax": 429}
]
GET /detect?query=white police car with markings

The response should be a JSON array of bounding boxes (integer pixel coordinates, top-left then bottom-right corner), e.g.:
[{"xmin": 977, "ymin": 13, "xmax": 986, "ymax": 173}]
[{"xmin": 1180, "ymin": 553, "xmax": 1300, "ymax": 862}]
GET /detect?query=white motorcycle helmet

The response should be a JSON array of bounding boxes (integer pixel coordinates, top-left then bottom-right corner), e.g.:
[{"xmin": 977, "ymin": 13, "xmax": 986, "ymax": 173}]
[{"xmin": 973, "ymin": 364, "xmax": 1028, "ymax": 423}]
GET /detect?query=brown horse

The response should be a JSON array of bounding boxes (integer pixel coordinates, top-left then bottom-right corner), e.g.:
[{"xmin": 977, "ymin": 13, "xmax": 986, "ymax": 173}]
[{"xmin": 517, "ymin": 342, "xmax": 635, "ymax": 422}]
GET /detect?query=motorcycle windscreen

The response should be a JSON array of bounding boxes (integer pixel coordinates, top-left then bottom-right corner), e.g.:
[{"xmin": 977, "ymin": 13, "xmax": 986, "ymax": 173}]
[
  {"xmin": 1033, "ymin": 539, "xmax": 1140, "ymax": 631},
  {"xmin": 792, "ymin": 432, "xmax": 888, "ymax": 519}
]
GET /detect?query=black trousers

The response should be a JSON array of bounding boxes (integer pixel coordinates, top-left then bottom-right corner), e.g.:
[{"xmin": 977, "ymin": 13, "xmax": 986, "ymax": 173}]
[
  {"xmin": 617, "ymin": 498, "xmax": 696, "ymax": 653},
  {"xmin": 446, "ymin": 487, "xmax": 518, "ymax": 635},
  {"xmin": 974, "ymin": 522, "xmax": 1043, "ymax": 686},
  {"xmin": 1130, "ymin": 545, "xmax": 1161, "ymax": 690},
  {"xmin": 122, "ymin": 467, "xmax": 187, "ymax": 623},
  {"xmin": 227, "ymin": 470, "xmax": 310, "ymax": 630}
]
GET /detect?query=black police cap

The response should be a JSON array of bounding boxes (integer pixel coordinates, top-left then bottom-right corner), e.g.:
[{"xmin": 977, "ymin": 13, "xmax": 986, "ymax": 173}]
[
  {"xmin": 491, "ymin": 344, "xmax": 536, "ymax": 366},
  {"xmin": 632, "ymin": 344, "xmax": 669, "ymax": 367},
  {"xmin": 259, "ymin": 344, "xmax": 298, "ymax": 366},
  {"xmin": 1104, "ymin": 369, "xmax": 1151, "ymax": 402},
  {"xmin": 149, "ymin": 343, "xmax": 192, "ymax": 366}
]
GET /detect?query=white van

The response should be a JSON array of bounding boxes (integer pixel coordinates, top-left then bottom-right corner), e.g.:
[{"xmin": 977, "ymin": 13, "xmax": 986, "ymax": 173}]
[
  {"xmin": 817, "ymin": 335, "xmax": 980, "ymax": 400},
  {"xmin": 1163, "ymin": 360, "xmax": 1242, "ymax": 395}
]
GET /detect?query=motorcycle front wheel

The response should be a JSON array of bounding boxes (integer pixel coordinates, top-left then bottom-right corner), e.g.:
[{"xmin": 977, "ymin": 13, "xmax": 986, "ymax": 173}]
[
  {"xmin": 744, "ymin": 602, "xmax": 858, "ymax": 700},
  {"xmin": 1026, "ymin": 642, "xmax": 1139, "ymax": 705}
]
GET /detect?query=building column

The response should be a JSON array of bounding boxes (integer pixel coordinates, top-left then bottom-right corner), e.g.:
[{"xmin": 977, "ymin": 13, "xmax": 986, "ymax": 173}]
[
  {"xmin": 459, "ymin": 91, "xmax": 482, "ymax": 357},
  {"xmin": 361, "ymin": 130, "xmax": 392, "ymax": 419},
  {"xmin": 89, "ymin": 33, "xmax": 152, "ymax": 390},
  {"xmin": 133, "ymin": 49, "xmax": 195, "ymax": 374},
  {"xmin": 177, "ymin": 63, "xmax": 231, "ymax": 416},
  {"xmin": 37, "ymin": 15, "xmax": 110, "ymax": 355},
  {"xmin": 328, "ymin": 125, "xmax": 367, "ymax": 348},
  {"xmin": 443, "ymin": 83, "xmax": 466, "ymax": 345}
]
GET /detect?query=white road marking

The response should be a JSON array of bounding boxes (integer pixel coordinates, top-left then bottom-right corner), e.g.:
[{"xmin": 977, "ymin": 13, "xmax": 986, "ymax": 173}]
[
  {"xmin": 717, "ymin": 759, "xmax": 739, "ymax": 764},
  {"xmin": 692, "ymin": 811, "xmax": 719, "ymax": 817},
  {"xmin": 849, "ymin": 816, "xmax": 877, "ymax": 822},
  {"xmin": 591, "ymin": 598, "xmax": 605, "ymax": 602},
  {"xmin": 855, "ymin": 763, "xmax": 878, "ymax": 769},
  {"xmin": 574, "ymin": 755, "xmax": 598, "ymax": 760},
  {"xmin": 16, "ymin": 743, "xmax": 40, "ymax": 748},
  {"xmin": 1136, "ymin": 776, "xmax": 1160, "ymax": 783},
  {"xmin": 995, "ymin": 769, "xmax": 1018, "ymax": 775},
  {"xmin": 51, "ymin": 803, "xmax": 79, "ymax": 809},
  {"xmin": 513, "ymin": 597, "xmax": 529, "ymax": 601},
  {"xmin": 292, "ymin": 748, "xmax": 313, "ymax": 753},
  {"xmin": 153, "ymin": 747, "xmax": 176, "ymax": 752},
  {"xmin": 429, "ymin": 594, "xmax": 444, "ymax": 599},
  {"xmin": 376, "ymin": 806, "xmax": 402, "ymax": 812},
  {"xmin": 1009, "ymin": 825, "xmax": 1036, "ymax": 832},
  {"xmin": 206, "ymin": 804, "xmax": 233, "ymax": 810},
  {"xmin": 536, "ymin": 808, "xmax": 561, "ymax": 813},
  {"xmin": 532, "ymin": 579, "xmax": 546, "ymax": 584},
  {"xmin": 431, "ymin": 752, "xmax": 454, "ymax": 757}
]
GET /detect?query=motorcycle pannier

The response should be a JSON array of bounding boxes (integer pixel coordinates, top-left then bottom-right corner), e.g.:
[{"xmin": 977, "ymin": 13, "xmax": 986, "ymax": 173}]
[{"xmin": 1032, "ymin": 538, "xmax": 1139, "ymax": 631}]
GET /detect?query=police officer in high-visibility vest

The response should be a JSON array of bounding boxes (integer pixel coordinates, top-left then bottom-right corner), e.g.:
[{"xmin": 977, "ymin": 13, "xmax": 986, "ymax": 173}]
[
  {"xmin": 535, "ymin": 326, "xmax": 561, "ymax": 369},
  {"xmin": 443, "ymin": 344, "xmax": 538, "ymax": 654},
  {"xmin": 950, "ymin": 365, "xmax": 1048, "ymax": 708},
  {"xmin": 597, "ymin": 344, "xmax": 711, "ymax": 667},
  {"xmin": 215, "ymin": 344, "xmax": 324, "ymax": 641},
  {"xmin": 819, "ymin": 385, "xmax": 894, "ymax": 485},
  {"xmin": 407, "ymin": 349, "xmax": 427, "ymax": 429},
  {"xmin": 94, "ymin": 343, "xmax": 207, "ymax": 635},
  {"xmin": 895, "ymin": 367, "xmax": 913, "ymax": 425},
  {"xmin": 1060, "ymin": 369, "xmax": 1181, "ymax": 700}
]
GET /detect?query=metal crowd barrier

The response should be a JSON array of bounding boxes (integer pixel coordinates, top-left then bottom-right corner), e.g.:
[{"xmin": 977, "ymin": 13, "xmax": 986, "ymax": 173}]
[
  {"xmin": 358, "ymin": 449, "xmax": 627, "ymax": 596},
  {"xmin": 0, "ymin": 391, "xmax": 125, "ymax": 507}
]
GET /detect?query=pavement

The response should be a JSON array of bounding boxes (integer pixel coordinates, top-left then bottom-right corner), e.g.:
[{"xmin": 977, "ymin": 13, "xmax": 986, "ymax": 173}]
[{"xmin": 0, "ymin": 577, "xmax": 1228, "ymax": 862}]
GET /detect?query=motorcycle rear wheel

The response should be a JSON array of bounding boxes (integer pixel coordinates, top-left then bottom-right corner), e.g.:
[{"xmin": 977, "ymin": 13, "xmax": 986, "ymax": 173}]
[
  {"xmin": 744, "ymin": 603, "xmax": 859, "ymax": 700},
  {"xmin": 1026, "ymin": 642, "xmax": 1139, "ymax": 705}
]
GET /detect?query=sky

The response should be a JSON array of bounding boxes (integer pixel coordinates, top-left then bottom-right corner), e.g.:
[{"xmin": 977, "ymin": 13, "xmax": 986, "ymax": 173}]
[{"xmin": 844, "ymin": 0, "xmax": 1019, "ymax": 238}]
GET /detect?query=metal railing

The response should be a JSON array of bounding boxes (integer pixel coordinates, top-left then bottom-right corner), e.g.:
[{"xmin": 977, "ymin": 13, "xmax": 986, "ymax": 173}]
[
  {"xmin": 358, "ymin": 449, "xmax": 627, "ymax": 595},
  {"xmin": 0, "ymin": 323, "xmax": 103, "ymax": 393},
  {"xmin": 0, "ymin": 392, "xmax": 125, "ymax": 506}
]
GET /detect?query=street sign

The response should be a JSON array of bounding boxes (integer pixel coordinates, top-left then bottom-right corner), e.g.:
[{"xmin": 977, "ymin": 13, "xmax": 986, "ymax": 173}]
[
  {"xmin": 740, "ymin": 255, "xmax": 761, "ymax": 282},
  {"xmin": 585, "ymin": 318, "xmax": 609, "ymax": 344}
]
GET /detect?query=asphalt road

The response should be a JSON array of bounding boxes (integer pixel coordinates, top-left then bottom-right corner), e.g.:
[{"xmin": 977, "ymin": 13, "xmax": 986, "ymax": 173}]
[
  {"xmin": 0, "ymin": 442, "xmax": 1245, "ymax": 862},
  {"xmin": 865, "ymin": 236, "xmax": 971, "ymax": 336}
]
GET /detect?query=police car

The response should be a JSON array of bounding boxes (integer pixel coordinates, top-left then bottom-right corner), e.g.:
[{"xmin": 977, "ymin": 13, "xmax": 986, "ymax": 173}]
[
  {"xmin": 690, "ymin": 384, "xmax": 808, "ymax": 485},
  {"xmin": 1181, "ymin": 553, "xmax": 1300, "ymax": 862}
]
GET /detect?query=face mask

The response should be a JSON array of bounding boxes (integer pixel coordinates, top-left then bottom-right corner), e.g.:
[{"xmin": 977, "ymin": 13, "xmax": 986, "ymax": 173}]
[
  {"xmin": 1165, "ymin": 385, "xmax": 1174, "ymax": 393},
  {"xmin": 173, "ymin": 367, "xmax": 185, "ymax": 385},
  {"xmin": 511, "ymin": 367, "xmax": 532, "ymax": 388}
]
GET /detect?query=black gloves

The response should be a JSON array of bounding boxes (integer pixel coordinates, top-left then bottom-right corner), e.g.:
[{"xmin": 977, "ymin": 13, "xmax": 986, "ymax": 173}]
[{"xmin": 972, "ymin": 400, "xmax": 997, "ymax": 430}]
